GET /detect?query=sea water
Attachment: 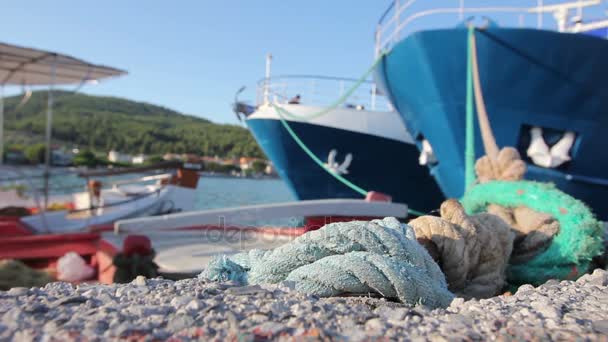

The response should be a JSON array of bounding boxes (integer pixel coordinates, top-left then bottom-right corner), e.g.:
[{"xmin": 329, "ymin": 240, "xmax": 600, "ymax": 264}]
[
  {"xmin": 0, "ymin": 167, "xmax": 294, "ymax": 209},
  {"xmin": 194, "ymin": 176, "xmax": 294, "ymax": 210}
]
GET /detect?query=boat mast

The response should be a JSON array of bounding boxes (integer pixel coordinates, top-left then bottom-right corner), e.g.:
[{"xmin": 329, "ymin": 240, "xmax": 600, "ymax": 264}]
[{"xmin": 264, "ymin": 53, "xmax": 272, "ymax": 105}]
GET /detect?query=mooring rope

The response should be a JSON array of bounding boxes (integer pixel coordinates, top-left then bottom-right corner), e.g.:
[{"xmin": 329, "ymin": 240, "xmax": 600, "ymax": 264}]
[
  {"xmin": 202, "ymin": 217, "xmax": 454, "ymax": 308},
  {"xmin": 272, "ymin": 103, "xmax": 369, "ymax": 197},
  {"xmin": 465, "ymin": 26, "xmax": 477, "ymax": 191},
  {"xmin": 470, "ymin": 28, "xmax": 500, "ymax": 160},
  {"xmin": 466, "ymin": 25, "xmax": 503, "ymax": 187}
]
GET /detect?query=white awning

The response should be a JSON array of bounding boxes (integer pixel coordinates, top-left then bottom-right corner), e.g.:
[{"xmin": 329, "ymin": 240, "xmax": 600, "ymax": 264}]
[
  {"xmin": 0, "ymin": 41, "xmax": 126, "ymax": 205},
  {"xmin": 0, "ymin": 42, "xmax": 126, "ymax": 85}
]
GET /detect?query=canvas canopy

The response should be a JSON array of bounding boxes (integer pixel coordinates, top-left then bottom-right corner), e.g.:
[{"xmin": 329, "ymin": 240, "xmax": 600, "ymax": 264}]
[
  {"xmin": 0, "ymin": 41, "xmax": 126, "ymax": 208},
  {"xmin": 0, "ymin": 42, "xmax": 125, "ymax": 86}
]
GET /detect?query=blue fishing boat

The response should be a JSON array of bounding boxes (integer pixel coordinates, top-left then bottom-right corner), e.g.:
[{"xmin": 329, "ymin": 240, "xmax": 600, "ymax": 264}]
[
  {"xmin": 374, "ymin": 0, "xmax": 608, "ymax": 219},
  {"xmin": 235, "ymin": 56, "xmax": 444, "ymax": 214}
]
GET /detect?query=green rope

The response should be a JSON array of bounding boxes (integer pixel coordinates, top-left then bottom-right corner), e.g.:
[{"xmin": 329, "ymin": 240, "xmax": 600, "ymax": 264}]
[
  {"xmin": 272, "ymin": 103, "xmax": 369, "ymax": 196},
  {"xmin": 464, "ymin": 26, "xmax": 477, "ymax": 192},
  {"xmin": 272, "ymin": 103, "xmax": 427, "ymax": 218},
  {"xmin": 406, "ymin": 207, "xmax": 426, "ymax": 217},
  {"xmin": 276, "ymin": 52, "xmax": 387, "ymax": 121}
]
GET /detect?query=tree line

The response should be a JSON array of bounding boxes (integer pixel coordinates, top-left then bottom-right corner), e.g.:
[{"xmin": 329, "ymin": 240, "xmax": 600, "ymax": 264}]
[{"xmin": 3, "ymin": 91, "xmax": 264, "ymax": 158}]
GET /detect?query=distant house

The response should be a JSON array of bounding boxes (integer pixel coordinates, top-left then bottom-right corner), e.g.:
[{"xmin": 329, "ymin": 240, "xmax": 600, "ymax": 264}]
[
  {"xmin": 181, "ymin": 154, "xmax": 201, "ymax": 163},
  {"xmin": 221, "ymin": 158, "xmax": 239, "ymax": 167},
  {"xmin": 132, "ymin": 154, "xmax": 147, "ymax": 165},
  {"xmin": 163, "ymin": 153, "xmax": 182, "ymax": 161},
  {"xmin": 239, "ymin": 157, "xmax": 257, "ymax": 171},
  {"xmin": 108, "ymin": 150, "xmax": 132, "ymax": 164},
  {"xmin": 201, "ymin": 156, "xmax": 221, "ymax": 164},
  {"xmin": 52, "ymin": 150, "xmax": 74, "ymax": 166}
]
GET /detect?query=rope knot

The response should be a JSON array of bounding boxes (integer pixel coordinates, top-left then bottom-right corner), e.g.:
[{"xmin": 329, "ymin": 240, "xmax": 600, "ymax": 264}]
[
  {"xmin": 475, "ymin": 147, "xmax": 527, "ymax": 183},
  {"xmin": 202, "ymin": 217, "xmax": 454, "ymax": 308},
  {"xmin": 409, "ymin": 199, "xmax": 515, "ymax": 299}
]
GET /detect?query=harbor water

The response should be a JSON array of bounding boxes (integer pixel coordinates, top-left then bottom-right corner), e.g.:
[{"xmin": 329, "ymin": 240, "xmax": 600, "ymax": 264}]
[{"xmin": 1, "ymin": 167, "xmax": 294, "ymax": 209}]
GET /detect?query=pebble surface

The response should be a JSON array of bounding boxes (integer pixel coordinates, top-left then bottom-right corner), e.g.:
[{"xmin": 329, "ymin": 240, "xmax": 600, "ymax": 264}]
[{"xmin": 1, "ymin": 269, "xmax": 608, "ymax": 341}]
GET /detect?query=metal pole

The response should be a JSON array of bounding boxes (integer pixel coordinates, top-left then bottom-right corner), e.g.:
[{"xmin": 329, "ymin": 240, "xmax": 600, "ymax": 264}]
[
  {"xmin": 44, "ymin": 54, "xmax": 57, "ymax": 209},
  {"xmin": 0, "ymin": 85, "xmax": 4, "ymax": 166}
]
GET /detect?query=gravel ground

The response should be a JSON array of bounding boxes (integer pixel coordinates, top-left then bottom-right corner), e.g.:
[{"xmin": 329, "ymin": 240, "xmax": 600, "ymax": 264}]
[{"xmin": 1, "ymin": 269, "xmax": 607, "ymax": 341}]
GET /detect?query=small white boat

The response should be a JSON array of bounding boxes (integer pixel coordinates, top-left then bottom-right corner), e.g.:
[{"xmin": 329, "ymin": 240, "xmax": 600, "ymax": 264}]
[{"xmin": 18, "ymin": 163, "xmax": 201, "ymax": 233}]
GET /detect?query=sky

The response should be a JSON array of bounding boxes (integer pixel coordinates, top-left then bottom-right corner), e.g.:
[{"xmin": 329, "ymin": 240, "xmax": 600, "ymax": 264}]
[
  {"xmin": 1, "ymin": 1, "xmax": 389, "ymax": 124},
  {"xmin": 2, "ymin": 1, "xmax": 606, "ymax": 125}
]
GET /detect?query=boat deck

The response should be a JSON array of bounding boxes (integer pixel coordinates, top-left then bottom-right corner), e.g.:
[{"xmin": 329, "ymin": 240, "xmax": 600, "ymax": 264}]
[{"xmin": 102, "ymin": 228, "xmax": 301, "ymax": 274}]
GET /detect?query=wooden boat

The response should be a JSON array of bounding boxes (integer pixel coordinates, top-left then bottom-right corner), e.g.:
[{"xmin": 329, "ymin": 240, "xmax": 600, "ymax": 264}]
[{"xmin": 0, "ymin": 197, "xmax": 409, "ymax": 285}]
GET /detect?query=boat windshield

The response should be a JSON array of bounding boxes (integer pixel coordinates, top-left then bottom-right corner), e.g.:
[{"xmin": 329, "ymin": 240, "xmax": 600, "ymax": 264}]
[{"xmin": 375, "ymin": 0, "xmax": 608, "ymax": 54}]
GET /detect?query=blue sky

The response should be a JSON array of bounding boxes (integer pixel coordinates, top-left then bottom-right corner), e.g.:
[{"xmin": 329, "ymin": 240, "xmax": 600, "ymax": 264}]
[
  {"xmin": 2, "ymin": 1, "xmax": 606, "ymax": 124},
  {"xmin": 1, "ymin": 1, "xmax": 388, "ymax": 124}
]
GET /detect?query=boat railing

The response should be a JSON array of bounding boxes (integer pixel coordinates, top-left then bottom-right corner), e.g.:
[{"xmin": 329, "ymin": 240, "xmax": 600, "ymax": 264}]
[
  {"xmin": 256, "ymin": 75, "xmax": 393, "ymax": 112},
  {"xmin": 375, "ymin": 0, "xmax": 607, "ymax": 54}
]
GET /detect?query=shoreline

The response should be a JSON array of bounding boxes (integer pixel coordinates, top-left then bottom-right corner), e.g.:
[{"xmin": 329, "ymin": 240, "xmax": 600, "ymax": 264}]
[
  {"xmin": 0, "ymin": 166, "xmax": 280, "ymax": 182},
  {"xmin": 199, "ymin": 172, "xmax": 280, "ymax": 181}
]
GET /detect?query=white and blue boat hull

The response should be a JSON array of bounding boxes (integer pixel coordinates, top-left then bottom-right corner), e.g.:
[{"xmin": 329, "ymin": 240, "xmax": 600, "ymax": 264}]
[{"xmin": 246, "ymin": 104, "xmax": 444, "ymax": 214}]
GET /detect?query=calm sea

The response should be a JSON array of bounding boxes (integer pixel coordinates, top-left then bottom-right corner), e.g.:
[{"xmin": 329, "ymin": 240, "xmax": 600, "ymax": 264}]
[
  {"xmin": 194, "ymin": 176, "xmax": 295, "ymax": 210},
  {"xmin": 0, "ymin": 167, "xmax": 295, "ymax": 210}
]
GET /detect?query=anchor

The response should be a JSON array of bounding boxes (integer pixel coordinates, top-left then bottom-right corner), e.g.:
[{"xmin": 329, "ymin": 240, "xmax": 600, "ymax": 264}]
[
  {"xmin": 325, "ymin": 149, "xmax": 352, "ymax": 175},
  {"xmin": 526, "ymin": 127, "xmax": 575, "ymax": 168}
]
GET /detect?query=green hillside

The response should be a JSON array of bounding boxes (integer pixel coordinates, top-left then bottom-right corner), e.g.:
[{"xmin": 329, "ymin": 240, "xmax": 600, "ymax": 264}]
[{"xmin": 3, "ymin": 91, "xmax": 263, "ymax": 158}]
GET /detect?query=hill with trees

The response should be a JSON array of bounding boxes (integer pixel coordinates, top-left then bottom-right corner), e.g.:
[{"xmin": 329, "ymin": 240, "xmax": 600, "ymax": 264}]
[{"xmin": 3, "ymin": 91, "xmax": 263, "ymax": 158}]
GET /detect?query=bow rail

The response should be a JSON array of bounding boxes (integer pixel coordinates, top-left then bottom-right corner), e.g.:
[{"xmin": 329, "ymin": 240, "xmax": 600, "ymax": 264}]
[
  {"xmin": 375, "ymin": 0, "xmax": 607, "ymax": 55},
  {"xmin": 256, "ymin": 75, "xmax": 392, "ymax": 112}
]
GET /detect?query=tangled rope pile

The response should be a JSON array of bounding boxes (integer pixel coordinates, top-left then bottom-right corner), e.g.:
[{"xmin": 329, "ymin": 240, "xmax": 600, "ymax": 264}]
[
  {"xmin": 462, "ymin": 147, "xmax": 603, "ymax": 285},
  {"xmin": 202, "ymin": 217, "xmax": 454, "ymax": 308},
  {"xmin": 463, "ymin": 180, "xmax": 603, "ymax": 285},
  {"xmin": 409, "ymin": 199, "xmax": 514, "ymax": 299},
  {"xmin": 461, "ymin": 26, "xmax": 603, "ymax": 286}
]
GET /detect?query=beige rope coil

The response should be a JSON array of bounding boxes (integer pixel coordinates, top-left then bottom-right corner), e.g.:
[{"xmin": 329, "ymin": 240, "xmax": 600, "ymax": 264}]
[{"xmin": 409, "ymin": 199, "xmax": 515, "ymax": 299}]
